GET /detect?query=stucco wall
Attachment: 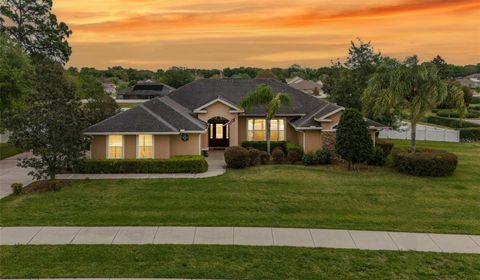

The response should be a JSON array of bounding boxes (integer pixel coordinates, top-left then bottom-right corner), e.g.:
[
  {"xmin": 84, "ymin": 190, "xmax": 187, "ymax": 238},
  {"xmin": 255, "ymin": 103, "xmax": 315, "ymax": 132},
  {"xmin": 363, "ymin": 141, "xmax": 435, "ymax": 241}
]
[
  {"xmin": 303, "ymin": 130, "xmax": 323, "ymax": 152},
  {"xmin": 237, "ymin": 116, "xmax": 246, "ymax": 143},
  {"xmin": 170, "ymin": 133, "xmax": 201, "ymax": 156},
  {"xmin": 90, "ymin": 135, "xmax": 106, "ymax": 159},
  {"xmin": 321, "ymin": 111, "xmax": 342, "ymax": 130},
  {"xmin": 154, "ymin": 135, "xmax": 170, "ymax": 159},
  {"xmin": 197, "ymin": 102, "xmax": 239, "ymax": 146},
  {"xmin": 124, "ymin": 135, "xmax": 136, "ymax": 159},
  {"xmin": 286, "ymin": 117, "xmax": 299, "ymax": 144}
]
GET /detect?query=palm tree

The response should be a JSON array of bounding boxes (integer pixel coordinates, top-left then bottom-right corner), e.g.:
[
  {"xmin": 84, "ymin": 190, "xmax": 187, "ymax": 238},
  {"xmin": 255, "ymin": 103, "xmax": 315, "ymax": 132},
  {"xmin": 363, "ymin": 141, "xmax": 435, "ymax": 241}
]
[
  {"xmin": 362, "ymin": 56, "xmax": 459, "ymax": 152},
  {"xmin": 240, "ymin": 84, "xmax": 292, "ymax": 154}
]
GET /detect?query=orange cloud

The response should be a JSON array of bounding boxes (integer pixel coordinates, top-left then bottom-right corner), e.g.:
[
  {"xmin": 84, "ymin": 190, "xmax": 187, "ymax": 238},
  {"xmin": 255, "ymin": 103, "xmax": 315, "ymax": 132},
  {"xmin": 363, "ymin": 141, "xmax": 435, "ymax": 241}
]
[{"xmin": 52, "ymin": 0, "xmax": 480, "ymax": 69}]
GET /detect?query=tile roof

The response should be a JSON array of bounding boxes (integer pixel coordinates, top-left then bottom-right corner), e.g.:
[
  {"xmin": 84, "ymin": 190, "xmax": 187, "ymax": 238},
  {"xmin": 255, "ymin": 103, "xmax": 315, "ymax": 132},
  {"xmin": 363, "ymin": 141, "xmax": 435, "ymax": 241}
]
[
  {"xmin": 84, "ymin": 78, "xmax": 380, "ymax": 134},
  {"xmin": 168, "ymin": 78, "xmax": 337, "ymax": 116},
  {"xmin": 84, "ymin": 96, "xmax": 207, "ymax": 134}
]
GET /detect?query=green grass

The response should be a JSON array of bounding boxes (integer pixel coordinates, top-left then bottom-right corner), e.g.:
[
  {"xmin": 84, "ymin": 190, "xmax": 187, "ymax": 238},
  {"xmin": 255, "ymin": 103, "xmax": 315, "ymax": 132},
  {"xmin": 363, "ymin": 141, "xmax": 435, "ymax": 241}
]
[
  {"xmin": 1, "ymin": 245, "xmax": 479, "ymax": 279},
  {"xmin": 1, "ymin": 140, "xmax": 479, "ymax": 234},
  {"xmin": 0, "ymin": 143, "xmax": 21, "ymax": 160}
]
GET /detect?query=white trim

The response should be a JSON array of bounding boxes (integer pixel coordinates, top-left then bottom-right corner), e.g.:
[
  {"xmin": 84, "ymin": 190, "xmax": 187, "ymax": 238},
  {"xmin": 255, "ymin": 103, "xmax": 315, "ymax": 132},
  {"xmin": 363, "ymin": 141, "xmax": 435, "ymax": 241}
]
[
  {"xmin": 85, "ymin": 131, "xmax": 207, "ymax": 136},
  {"xmin": 198, "ymin": 134, "xmax": 201, "ymax": 155},
  {"xmin": 315, "ymin": 107, "xmax": 344, "ymax": 120},
  {"xmin": 136, "ymin": 134, "xmax": 154, "ymax": 159},
  {"xmin": 245, "ymin": 118, "xmax": 286, "ymax": 142},
  {"xmin": 302, "ymin": 131, "xmax": 306, "ymax": 149},
  {"xmin": 241, "ymin": 113, "xmax": 305, "ymax": 117},
  {"xmin": 314, "ymin": 118, "xmax": 332, "ymax": 123},
  {"xmin": 193, "ymin": 98, "xmax": 244, "ymax": 113},
  {"xmin": 290, "ymin": 122, "xmax": 323, "ymax": 131},
  {"xmin": 106, "ymin": 135, "xmax": 124, "ymax": 159}
]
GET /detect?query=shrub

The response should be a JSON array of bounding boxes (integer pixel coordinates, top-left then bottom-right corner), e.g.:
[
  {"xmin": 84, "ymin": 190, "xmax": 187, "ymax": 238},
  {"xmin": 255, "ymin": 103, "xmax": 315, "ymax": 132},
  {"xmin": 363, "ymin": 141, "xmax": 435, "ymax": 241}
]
[
  {"xmin": 392, "ymin": 148, "xmax": 458, "ymax": 176},
  {"xmin": 286, "ymin": 150, "xmax": 301, "ymax": 164},
  {"xmin": 224, "ymin": 146, "xmax": 250, "ymax": 169},
  {"xmin": 302, "ymin": 152, "xmax": 318, "ymax": 165},
  {"xmin": 272, "ymin": 147, "xmax": 284, "ymax": 164},
  {"xmin": 11, "ymin": 183, "xmax": 23, "ymax": 195},
  {"xmin": 471, "ymin": 96, "xmax": 480, "ymax": 104},
  {"xmin": 459, "ymin": 128, "xmax": 480, "ymax": 142},
  {"xmin": 75, "ymin": 156, "xmax": 208, "ymax": 173},
  {"xmin": 335, "ymin": 109, "xmax": 373, "ymax": 169},
  {"xmin": 286, "ymin": 142, "xmax": 303, "ymax": 155},
  {"xmin": 376, "ymin": 142, "xmax": 394, "ymax": 156},
  {"xmin": 259, "ymin": 151, "xmax": 270, "ymax": 164},
  {"xmin": 247, "ymin": 148, "xmax": 261, "ymax": 166},
  {"xmin": 368, "ymin": 146, "xmax": 387, "ymax": 166},
  {"xmin": 241, "ymin": 141, "xmax": 286, "ymax": 152},
  {"xmin": 423, "ymin": 116, "xmax": 480, "ymax": 129},
  {"xmin": 48, "ymin": 180, "xmax": 64, "ymax": 192},
  {"xmin": 437, "ymin": 109, "xmax": 480, "ymax": 118},
  {"xmin": 316, "ymin": 148, "xmax": 331, "ymax": 165}
]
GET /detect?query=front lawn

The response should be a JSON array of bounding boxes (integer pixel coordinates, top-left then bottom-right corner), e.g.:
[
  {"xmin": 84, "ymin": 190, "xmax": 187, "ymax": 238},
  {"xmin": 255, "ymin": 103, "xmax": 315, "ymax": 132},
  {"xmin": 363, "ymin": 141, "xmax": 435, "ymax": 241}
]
[
  {"xmin": 0, "ymin": 140, "xmax": 479, "ymax": 234},
  {"xmin": 1, "ymin": 245, "xmax": 479, "ymax": 279},
  {"xmin": 0, "ymin": 143, "xmax": 22, "ymax": 160}
]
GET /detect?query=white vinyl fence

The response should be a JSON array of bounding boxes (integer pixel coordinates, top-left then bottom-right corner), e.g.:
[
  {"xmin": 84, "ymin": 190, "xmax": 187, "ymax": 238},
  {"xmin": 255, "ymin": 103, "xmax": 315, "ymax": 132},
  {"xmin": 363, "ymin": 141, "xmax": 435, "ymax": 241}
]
[{"xmin": 379, "ymin": 124, "xmax": 459, "ymax": 143}]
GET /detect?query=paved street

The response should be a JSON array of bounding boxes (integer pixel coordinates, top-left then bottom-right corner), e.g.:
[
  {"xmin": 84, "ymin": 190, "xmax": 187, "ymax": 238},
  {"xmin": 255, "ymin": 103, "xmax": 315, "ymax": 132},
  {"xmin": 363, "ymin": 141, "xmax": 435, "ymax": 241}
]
[{"xmin": 1, "ymin": 226, "xmax": 479, "ymax": 254}]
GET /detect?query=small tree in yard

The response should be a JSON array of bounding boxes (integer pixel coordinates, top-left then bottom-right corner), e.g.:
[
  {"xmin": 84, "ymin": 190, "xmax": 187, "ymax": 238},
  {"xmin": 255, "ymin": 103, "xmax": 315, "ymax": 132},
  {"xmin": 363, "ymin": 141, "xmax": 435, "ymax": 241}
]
[
  {"xmin": 335, "ymin": 109, "xmax": 373, "ymax": 170},
  {"xmin": 363, "ymin": 56, "xmax": 451, "ymax": 152},
  {"xmin": 6, "ymin": 59, "xmax": 88, "ymax": 180},
  {"xmin": 240, "ymin": 84, "xmax": 292, "ymax": 154},
  {"xmin": 83, "ymin": 95, "xmax": 120, "ymax": 127}
]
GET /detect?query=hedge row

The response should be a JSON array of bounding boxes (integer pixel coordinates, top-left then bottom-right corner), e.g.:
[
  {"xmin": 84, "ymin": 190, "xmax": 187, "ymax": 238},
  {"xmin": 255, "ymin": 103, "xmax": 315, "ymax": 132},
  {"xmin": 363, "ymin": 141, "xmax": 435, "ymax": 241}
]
[
  {"xmin": 459, "ymin": 128, "xmax": 480, "ymax": 142},
  {"xmin": 471, "ymin": 96, "xmax": 480, "ymax": 104},
  {"xmin": 241, "ymin": 141, "xmax": 286, "ymax": 152},
  {"xmin": 436, "ymin": 109, "xmax": 480, "ymax": 119},
  {"xmin": 392, "ymin": 148, "xmax": 457, "ymax": 177},
  {"xmin": 75, "ymin": 156, "xmax": 208, "ymax": 173},
  {"xmin": 423, "ymin": 116, "xmax": 480, "ymax": 129}
]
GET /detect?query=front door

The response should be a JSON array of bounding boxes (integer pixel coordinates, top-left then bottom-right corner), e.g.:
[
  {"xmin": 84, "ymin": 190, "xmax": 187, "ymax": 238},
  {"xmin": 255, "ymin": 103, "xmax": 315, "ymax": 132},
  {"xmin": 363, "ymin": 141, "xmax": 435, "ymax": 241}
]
[{"xmin": 208, "ymin": 121, "xmax": 229, "ymax": 148}]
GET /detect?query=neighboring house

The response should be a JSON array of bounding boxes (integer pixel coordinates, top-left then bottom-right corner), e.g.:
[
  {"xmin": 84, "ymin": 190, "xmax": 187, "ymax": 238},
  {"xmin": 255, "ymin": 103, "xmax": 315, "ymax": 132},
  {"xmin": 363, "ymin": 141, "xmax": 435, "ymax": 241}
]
[
  {"xmin": 455, "ymin": 73, "xmax": 480, "ymax": 90},
  {"xmin": 286, "ymin": 76, "xmax": 326, "ymax": 98},
  {"xmin": 102, "ymin": 82, "xmax": 117, "ymax": 95},
  {"xmin": 116, "ymin": 82, "xmax": 175, "ymax": 100},
  {"xmin": 84, "ymin": 78, "xmax": 385, "ymax": 160}
]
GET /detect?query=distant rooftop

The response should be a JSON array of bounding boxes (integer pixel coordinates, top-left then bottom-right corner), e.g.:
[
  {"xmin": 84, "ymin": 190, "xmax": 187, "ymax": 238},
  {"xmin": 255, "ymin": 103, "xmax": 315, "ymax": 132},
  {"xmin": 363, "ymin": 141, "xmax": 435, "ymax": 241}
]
[{"xmin": 117, "ymin": 82, "xmax": 175, "ymax": 100}]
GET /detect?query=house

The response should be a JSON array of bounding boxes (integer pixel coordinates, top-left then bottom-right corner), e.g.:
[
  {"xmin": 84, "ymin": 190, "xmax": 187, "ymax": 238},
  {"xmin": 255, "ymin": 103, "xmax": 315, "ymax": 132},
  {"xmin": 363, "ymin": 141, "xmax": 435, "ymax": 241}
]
[
  {"xmin": 102, "ymin": 82, "xmax": 117, "ymax": 95},
  {"xmin": 286, "ymin": 76, "xmax": 326, "ymax": 98},
  {"xmin": 84, "ymin": 78, "xmax": 385, "ymax": 159},
  {"xmin": 116, "ymin": 81, "xmax": 174, "ymax": 100},
  {"xmin": 455, "ymin": 74, "xmax": 480, "ymax": 91}
]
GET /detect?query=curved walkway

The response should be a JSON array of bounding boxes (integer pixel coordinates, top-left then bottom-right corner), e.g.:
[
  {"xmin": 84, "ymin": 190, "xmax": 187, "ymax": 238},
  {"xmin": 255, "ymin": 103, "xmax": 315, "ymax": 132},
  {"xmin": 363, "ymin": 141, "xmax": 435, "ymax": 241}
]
[
  {"xmin": 0, "ymin": 151, "xmax": 226, "ymax": 198},
  {"xmin": 1, "ymin": 226, "xmax": 479, "ymax": 254}
]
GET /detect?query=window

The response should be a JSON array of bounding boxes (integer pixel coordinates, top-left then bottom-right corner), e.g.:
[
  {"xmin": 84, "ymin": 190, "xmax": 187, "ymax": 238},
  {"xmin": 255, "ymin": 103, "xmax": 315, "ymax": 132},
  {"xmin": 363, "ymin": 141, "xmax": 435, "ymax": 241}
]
[
  {"xmin": 108, "ymin": 135, "xmax": 123, "ymax": 159},
  {"xmin": 215, "ymin": 123, "xmax": 223, "ymax": 139},
  {"xmin": 137, "ymin": 134, "xmax": 153, "ymax": 159},
  {"xmin": 247, "ymin": 119, "xmax": 285, "ymax": 141},
  {"xmin": 209, "ymin": 124, "xmax": 213, "ymax": 139}
]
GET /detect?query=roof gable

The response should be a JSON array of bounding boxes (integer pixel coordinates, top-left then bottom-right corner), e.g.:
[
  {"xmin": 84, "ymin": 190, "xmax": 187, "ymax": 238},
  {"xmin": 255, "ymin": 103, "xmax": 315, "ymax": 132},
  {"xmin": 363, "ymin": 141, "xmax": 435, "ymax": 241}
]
[{"xmin": 168, "ymin": 78, "xmax": 332, "ymax": 116}]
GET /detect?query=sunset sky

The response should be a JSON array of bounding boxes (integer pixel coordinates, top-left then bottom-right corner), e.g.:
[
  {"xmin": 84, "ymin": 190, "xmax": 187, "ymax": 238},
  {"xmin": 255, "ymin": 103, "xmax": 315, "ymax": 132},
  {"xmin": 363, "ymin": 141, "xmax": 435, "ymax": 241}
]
[{"xmin": 54, "ymin": 0, "xmax": 480, "ymax": 70}]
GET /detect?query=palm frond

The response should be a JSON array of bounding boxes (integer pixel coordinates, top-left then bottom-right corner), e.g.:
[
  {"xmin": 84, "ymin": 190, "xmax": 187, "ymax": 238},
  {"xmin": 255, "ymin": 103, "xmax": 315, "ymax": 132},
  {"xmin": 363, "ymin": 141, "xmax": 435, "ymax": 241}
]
[{"xmin": 239, "ymin": 84, "xmax": 274, "ymax": 109}]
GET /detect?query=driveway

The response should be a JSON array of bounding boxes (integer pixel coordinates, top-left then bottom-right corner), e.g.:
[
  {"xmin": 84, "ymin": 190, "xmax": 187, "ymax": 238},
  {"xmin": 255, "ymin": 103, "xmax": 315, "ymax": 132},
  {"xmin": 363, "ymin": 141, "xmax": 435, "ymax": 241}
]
[{"xmin": 0, "ymin": 152, "xmax": 34, "ymax": 199}]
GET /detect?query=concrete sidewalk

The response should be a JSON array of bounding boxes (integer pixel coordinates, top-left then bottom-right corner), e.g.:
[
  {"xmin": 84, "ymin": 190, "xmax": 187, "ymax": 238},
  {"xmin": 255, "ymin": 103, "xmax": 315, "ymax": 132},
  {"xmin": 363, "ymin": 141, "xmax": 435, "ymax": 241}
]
[{"xmin": 1, "ymin": 226, "xmax": 479, "ymax": 254}]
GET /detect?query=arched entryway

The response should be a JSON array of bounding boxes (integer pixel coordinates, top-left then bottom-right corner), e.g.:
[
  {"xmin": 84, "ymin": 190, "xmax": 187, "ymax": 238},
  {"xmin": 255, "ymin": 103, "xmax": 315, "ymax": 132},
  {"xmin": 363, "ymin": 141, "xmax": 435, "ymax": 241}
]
[{"xmin": 208, "ymin": 116, "xmax": 230, "ymax": 148}]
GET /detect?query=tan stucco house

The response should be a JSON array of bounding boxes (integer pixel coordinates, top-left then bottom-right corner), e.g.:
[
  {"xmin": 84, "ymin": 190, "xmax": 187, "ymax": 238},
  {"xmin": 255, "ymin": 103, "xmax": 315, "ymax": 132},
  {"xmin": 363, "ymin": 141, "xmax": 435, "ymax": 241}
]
[{"xmin": 84, "ymin": 78, "xmax": 385, "ymax": 159}]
